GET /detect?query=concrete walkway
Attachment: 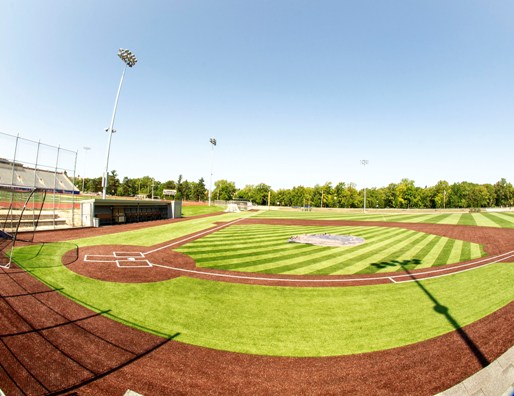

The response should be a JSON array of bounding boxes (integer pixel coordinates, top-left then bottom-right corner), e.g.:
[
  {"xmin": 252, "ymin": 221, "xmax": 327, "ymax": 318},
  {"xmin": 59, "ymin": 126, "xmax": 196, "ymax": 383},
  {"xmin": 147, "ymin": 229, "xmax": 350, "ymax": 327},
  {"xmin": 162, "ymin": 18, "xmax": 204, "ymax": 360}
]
[{"xmin": 439, "ymin": 344, "xmax": 514, "ymax": 396}]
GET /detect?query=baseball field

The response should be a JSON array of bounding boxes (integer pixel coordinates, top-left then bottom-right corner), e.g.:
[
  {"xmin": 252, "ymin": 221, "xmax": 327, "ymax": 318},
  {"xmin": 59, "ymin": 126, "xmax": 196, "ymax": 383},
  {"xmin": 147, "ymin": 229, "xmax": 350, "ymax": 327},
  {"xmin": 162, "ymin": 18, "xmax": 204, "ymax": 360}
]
[{"xmin": 1, "ymin": 208, "xmax": 513, "ymax": 394}]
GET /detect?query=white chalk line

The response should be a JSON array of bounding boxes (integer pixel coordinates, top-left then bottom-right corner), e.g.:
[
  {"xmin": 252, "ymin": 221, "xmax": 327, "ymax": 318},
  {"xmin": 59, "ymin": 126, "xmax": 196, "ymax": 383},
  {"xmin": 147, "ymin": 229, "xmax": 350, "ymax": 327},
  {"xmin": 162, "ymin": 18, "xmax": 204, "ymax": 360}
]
[
  {"xmin": 81, "ymin": 212, "xmax": 514, "ymax": 285},
  {"xmin": 85, "ymin": 245, "xmax": 514, "ymax": 285},
  {"xmin": 149, "ymin": 250, "xmax": 514, "ymax": 284},
  {"xmin": 144, "ymin": 216, "xmax": 251, "ymax": 255}
]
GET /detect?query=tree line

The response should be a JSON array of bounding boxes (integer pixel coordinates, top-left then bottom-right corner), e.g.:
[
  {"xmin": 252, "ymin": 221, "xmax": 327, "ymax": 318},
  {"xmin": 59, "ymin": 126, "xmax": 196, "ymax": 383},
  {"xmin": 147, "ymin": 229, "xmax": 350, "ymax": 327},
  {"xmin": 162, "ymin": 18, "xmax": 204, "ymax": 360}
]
[
  {"xmin": 75, "ymin": 173, "xmax": 513, "ymax": 209},
  {"xmin": 76, "ymin": 171, "xmax": 208, "ymax": 202}
]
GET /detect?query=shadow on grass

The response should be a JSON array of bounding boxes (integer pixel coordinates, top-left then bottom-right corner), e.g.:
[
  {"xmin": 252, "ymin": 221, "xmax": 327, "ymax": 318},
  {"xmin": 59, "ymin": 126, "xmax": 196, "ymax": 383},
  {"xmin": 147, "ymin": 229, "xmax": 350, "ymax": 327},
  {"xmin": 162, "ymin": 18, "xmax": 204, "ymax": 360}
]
[
  {"xmin": 10, "ymin": 241, "xmax": 79, "ymax": 269},
  {"xmin": 372, "ymin": 259, "xmax": 489, "ymax": 368}
]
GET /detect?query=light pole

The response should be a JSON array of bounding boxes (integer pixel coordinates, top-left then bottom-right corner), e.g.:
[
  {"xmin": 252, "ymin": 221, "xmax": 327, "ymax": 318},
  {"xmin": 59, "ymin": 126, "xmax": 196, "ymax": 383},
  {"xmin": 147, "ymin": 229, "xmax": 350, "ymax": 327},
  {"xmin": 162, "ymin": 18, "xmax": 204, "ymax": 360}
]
[
  {"xmin": 102, "ymin": 48, "xmax": 138, "ymax": 199},
  {"xmin": 208, "ymin": 138, "xmax": 216, "ymax": 206},
  {"xmin": 82, "ymin": 146, "xmax": 91, "ymax": 192},
  {"xmin": 361, "ymin": 159, "xmax": 369, "ymax": 212}
]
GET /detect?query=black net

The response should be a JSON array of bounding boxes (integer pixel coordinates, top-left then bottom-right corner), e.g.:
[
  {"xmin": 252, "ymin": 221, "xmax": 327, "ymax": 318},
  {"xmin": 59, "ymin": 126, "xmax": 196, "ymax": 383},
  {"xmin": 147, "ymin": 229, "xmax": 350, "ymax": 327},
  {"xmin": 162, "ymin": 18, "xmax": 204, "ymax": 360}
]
[{"xmin": 0, "ymin": 187, "xmax": 47, "ymax": 268}]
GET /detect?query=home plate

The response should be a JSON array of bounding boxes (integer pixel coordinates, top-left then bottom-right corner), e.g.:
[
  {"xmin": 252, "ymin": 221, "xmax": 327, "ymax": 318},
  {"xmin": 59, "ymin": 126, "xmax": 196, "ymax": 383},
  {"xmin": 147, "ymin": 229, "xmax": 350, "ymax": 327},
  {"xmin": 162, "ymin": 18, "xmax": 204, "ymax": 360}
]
[{"xmin": 117, "ymin": 259, "xmax": 152, "ymax": 268}]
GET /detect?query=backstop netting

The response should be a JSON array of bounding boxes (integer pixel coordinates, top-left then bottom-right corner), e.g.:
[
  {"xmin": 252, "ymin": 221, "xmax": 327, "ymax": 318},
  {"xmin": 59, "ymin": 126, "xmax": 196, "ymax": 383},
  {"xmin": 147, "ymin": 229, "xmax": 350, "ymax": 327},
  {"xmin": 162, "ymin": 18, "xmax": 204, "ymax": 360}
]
[
  {"xmin": 0, "ymin": 131, "xmax": 79, "ymax": 229},
  {"xmin": 0, "ymin": 186, "xmax": 47, "ymax": 268}
]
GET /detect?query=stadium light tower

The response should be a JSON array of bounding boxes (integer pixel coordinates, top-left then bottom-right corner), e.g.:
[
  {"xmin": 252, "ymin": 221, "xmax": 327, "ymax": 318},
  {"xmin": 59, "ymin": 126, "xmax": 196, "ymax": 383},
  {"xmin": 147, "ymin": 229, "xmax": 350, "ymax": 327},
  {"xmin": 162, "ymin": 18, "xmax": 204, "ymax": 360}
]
[
  {"xmin": 361, "ymin": 159, "xmax": 369, "ymax": 212},
  {"xmin": 82, "ymin": 146, "xmax": 91, "ymax": 192},
  {"xmin": 102, "ymin": 48, "xmax": 138, "ymax": 199},
  {"xmin": 208, "ymin": 138, "xmax": 217, "ymax": 206}
]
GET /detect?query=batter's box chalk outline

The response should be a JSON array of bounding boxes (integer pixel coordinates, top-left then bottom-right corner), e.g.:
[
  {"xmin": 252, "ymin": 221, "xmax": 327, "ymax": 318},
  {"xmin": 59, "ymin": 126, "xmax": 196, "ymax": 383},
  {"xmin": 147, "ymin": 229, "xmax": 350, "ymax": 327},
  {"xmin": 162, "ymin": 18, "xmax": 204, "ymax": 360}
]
[
  {"xmin": 114, "ymin": 251, "xmax": 145, "ymax": 258},
  {"xmin": 84, "ymin": 254, "xmax": 119, "ymax": 262},
  {"xmin": 116, "ymin": 259, "xmax": 152, "ymax": 268}
]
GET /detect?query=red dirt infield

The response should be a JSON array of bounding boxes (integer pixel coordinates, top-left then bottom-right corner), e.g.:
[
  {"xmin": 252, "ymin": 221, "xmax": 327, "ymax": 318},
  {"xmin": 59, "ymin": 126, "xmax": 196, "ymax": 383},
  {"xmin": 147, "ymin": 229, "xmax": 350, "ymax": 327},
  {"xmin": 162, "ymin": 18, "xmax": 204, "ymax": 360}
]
[{"xmin": 1, "ymin": 214, "xmax": 513, "ymax": 395}]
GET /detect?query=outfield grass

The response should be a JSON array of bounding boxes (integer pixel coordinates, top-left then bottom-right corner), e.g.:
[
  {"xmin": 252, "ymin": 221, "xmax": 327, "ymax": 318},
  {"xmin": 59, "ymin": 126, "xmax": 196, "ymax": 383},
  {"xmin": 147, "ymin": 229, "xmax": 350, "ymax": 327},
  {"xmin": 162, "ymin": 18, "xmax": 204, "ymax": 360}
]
[
  {"xmin": 182, "ymin": 205, "xmax": 225, "ymax": 217},
  {"xmin": 255, "ymin": 209, "xmax": 514, "ymax": 228}
]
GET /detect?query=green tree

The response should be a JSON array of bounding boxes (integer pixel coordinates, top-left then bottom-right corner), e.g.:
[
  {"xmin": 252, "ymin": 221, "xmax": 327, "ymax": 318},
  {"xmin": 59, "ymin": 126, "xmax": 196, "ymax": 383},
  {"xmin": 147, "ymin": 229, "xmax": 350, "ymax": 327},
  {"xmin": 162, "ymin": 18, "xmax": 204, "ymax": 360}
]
[
  {"xmin": 213, "ymin": 179, "xmax": 237, "ymax": 201},
  {"xmin": 494, "ymin": 178, "xmax": 513, "ymax": 207},
  {"xmin": 192, "ymin": 178, "xmax": 207, "ymax": 201},
  {"xmin": 254, "ymin": 183, "xmax": 272, "ymax": 205}
]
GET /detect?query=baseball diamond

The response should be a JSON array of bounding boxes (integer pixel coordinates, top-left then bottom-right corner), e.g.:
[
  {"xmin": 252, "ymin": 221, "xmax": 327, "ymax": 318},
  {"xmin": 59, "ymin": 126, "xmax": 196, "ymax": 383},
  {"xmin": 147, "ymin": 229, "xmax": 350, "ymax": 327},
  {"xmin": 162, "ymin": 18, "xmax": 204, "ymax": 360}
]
[{"xmin": 0, "ymin": 209, "xmax": 513, "ymax": 394}]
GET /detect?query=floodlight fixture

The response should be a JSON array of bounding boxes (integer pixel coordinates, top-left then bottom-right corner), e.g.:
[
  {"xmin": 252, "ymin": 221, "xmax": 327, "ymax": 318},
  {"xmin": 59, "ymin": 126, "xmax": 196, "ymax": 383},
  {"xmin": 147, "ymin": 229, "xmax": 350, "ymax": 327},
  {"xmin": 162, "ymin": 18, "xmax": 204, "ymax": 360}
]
[{"xmin": 118, "ymin": 48, "xmax": 138, "ymax": 67}]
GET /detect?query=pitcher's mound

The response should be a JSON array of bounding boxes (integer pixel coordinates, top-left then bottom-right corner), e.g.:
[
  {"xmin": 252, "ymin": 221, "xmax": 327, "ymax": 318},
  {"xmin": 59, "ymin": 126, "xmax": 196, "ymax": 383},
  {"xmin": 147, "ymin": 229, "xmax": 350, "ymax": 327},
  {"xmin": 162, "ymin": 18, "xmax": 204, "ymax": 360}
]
[{"xmin": 288, "ymin": 234, "xmax": 365, "ymax": 247}]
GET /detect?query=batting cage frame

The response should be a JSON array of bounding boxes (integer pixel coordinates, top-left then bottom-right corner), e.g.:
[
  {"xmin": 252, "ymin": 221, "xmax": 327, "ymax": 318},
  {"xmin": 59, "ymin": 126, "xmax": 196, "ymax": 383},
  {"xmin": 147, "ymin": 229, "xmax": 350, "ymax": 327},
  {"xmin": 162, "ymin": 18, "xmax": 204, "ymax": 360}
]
[{"xmin": 0, "ymin": 186, "xmax": 48, "ymax": 268}]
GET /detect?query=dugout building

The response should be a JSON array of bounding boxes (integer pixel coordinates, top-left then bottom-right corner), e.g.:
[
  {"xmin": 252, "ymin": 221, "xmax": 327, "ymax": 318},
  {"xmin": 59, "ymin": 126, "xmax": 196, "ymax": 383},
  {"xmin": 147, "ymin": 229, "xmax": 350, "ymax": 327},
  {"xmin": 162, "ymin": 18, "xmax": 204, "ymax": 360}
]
[{"xmin": 80, "ymin": 198, "xmax": 182, "ymax": 227}]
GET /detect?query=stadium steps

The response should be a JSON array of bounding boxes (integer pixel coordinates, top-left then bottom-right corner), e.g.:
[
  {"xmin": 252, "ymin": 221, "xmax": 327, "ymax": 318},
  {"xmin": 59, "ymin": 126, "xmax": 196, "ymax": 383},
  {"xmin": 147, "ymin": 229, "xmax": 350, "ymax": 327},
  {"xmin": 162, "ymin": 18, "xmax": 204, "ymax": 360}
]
[{"xmin": 0, "ymin": 210, "xmax": 68, "ymax": 231}]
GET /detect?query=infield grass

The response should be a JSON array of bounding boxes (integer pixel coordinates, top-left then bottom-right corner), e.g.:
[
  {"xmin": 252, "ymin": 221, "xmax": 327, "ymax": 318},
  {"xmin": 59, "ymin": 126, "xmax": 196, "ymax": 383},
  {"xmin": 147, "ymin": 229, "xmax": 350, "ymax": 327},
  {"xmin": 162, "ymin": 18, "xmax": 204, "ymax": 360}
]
[{"xmin": 176, "ymin": 224, "xmax": 484, "ymax": 275}]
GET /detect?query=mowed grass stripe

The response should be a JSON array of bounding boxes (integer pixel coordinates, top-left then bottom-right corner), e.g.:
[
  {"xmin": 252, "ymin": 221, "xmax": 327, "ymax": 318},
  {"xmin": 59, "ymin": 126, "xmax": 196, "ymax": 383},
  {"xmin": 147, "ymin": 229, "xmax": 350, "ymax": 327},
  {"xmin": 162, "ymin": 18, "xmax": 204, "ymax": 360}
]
[
  {"xmin": 183, "ymin": 225, "xmax": 373, "ymax": 259},
  {"xmin": 434, "ymin": 238, "xmax": 456, "ymax": 265},
  {"xmin": 232, "ymin": 228, "xmax": 405, "ymax": 274},
  {"xmin": 253, "ymin": 210, "xmax": 514, "ymax": 228},
  {"xmin": 273, "ymin": 228, "xmax": 408, "ymax": 275},
  {"xmin": 420, "ymin": 214, "xmax": 453, "ymax": 224},
  {"xmin": 471, "ymin": 214, "xmax": 501, "ymax": 228},
  {"xmin": 179, "ymin": 225, "xmax": 387, "ymax": 263},
  {"xmin": 418, "ymin": 237, "xmax": 451, "ymax": 267},
  {"xmin": 481, "ymin": 213, "xmax": 514, "ymax": 228},
  {"xmin": 276, "ymin": 231, "xmax": 406, "ymax": 275},
  {"xmin": 198, "ymin": 224, "xmax": 375, "ymax": 244},
  {"xmin": 409, "ymin": 235, "xmax": 445, "ymax": 265},
  {"xmin": 459, "ymin": 241, "xmax": 471, "ymax": 262},
  {"xmin": 447, "ymin": 240, "xmax": 464, "ymax": 264},
  {"xmin": 329, "ymin": 230, "xmax": 427, "ymax": 275},
  {"xmin": 457, "ymin": 214, "xmax": 477, "ymax": 226},
  {"xmin": 470, "ymin": 243, "xmax": 483, "ymax": 259},
  {"xmin": 254, "ymin": 210, "xmax": 474, "ymax": 226},
  {"xmin": 177, "ymin": 223, "xmax": 484, "ymax": 275},
  {"xmin": 178, "ymin": 225, "xmax": 314, "ymax": 250},
  {"xmin": 369, "ymin": 232, "xmax": 434, "ymax": 273},
  {"xmin": 206, "ymin": 227, "xmax": 404, "ymax": 273},
  {"xmin": 298, "ymin": 229, "xmax": 412, "ymax": 275}
]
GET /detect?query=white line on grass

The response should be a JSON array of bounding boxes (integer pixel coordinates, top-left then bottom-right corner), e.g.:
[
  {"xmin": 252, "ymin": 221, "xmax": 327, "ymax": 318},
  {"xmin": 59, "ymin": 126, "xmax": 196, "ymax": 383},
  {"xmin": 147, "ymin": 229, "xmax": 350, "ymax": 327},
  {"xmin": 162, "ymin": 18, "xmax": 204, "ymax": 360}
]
[
  {"xmin": 144, "ymin": 215, "xmax": 253, "ymax": 255},
  {"xmin": 149, "ymin": 249, "xmax": 514, "ymax": 285}
]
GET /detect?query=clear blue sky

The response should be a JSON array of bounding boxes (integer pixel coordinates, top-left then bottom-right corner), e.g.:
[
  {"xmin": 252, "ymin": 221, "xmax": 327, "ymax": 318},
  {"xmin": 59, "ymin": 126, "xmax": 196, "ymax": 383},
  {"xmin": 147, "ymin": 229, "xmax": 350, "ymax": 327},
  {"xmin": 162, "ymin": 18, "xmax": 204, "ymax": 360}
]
[{"xmin": 1, "ymin": 1, "xmax": 514, "ymax": 190}]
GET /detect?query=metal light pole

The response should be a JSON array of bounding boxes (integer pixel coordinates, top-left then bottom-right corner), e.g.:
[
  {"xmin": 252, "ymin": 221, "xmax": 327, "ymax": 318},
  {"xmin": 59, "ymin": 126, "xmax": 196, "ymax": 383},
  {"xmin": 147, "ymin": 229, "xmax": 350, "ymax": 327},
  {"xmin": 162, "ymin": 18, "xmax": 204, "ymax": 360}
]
[
  {"xmin": 82, "ymin": 146, "xmax": 91, "ymax": 192},
  {"xmin": 102, "ymin": 48, "xmax": 138, "ymax": 199},
  {"xmin": 208, "ymin": 138, "xmax": 217, "ymax": 206},
  {"xmin": 361, "ymin": 159, "xmax": 369, "ymax": 212}
]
